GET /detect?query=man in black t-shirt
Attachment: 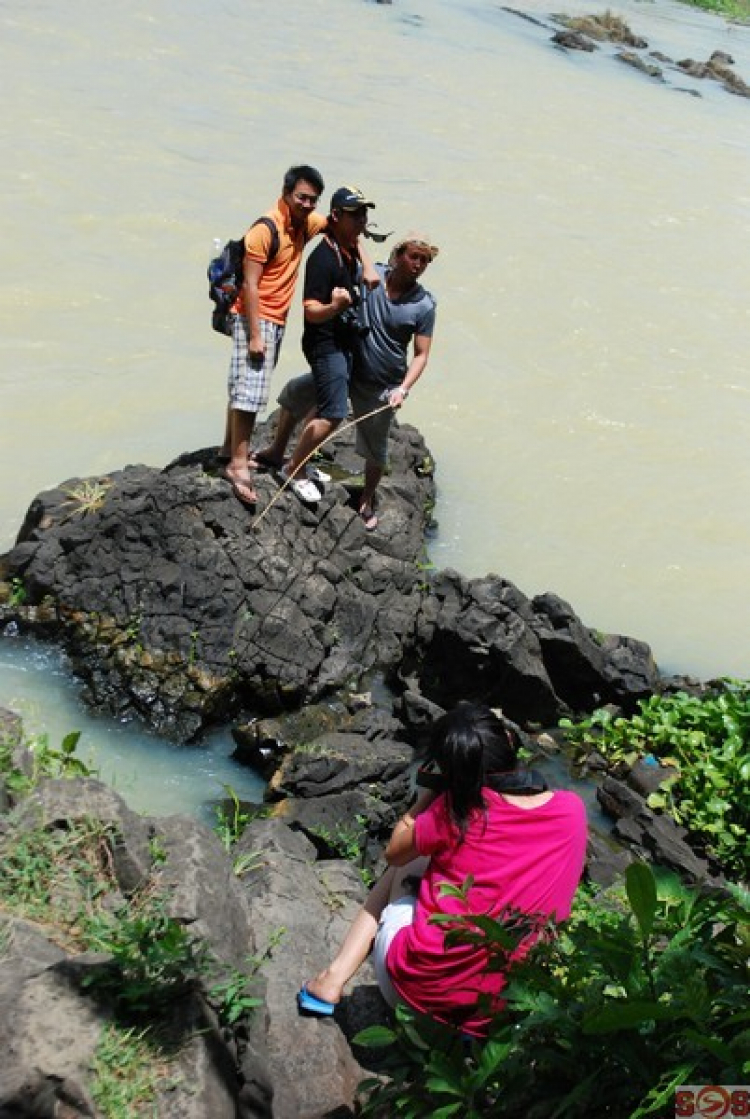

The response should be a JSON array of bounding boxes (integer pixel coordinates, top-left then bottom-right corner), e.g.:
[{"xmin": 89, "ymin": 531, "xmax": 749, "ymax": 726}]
[{"xmin": 279, "ymin": 186, "xmax": 375, "ymax": 503}]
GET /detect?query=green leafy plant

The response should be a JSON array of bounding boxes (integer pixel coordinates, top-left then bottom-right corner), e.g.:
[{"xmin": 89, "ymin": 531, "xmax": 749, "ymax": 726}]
[
  {"xmin": 83, "ymin": 901, "xmax": 210, "ymax": 1014},
  {"xmin": 560, "ymin": 680, "xmax": 750, "ymax": 875},
  {"xmin": 0, "ymin": 814, "xmax": 209, "ymax": 1016},
  {"xmin": 213, "ymin": 784, "xmax": 252, "ymax": 850},
  {"xmin": 8, "ymin": 576, "xmax": 26, "ymax": 607},
  {"xmin": 209, "ymin": 928, "xmax": 285, "ymax": 1027},
  {"xmin": 0, "ymin": 730, "xmax": 95, "ymax": 800},
  {"xmin": 148, "ymin": 833, "xmax": 168, "ymax": 866},
  {"xmin": 210, "ymin": 967, "xmax": 263, "ymax": 1025},
  {"xmin": 30, "ymin": 730, "xmax": 94, "ymax": 781},
  {"xmin": 309, "ymin": 816, "xmax": 374, "ymax": 887},
  {"xmin": 680, "ymin": 0, "xmax": 750, "ymax": 21},
  {"xmin": 355, "ymin": 865, "xmax": 750, "ymax": 1118}
]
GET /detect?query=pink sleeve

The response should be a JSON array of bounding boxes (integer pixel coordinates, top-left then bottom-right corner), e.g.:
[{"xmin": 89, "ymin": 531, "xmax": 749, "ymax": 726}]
[{"xmin": 414, "ymin": 795, "xmax": 452, "ymax": 856}]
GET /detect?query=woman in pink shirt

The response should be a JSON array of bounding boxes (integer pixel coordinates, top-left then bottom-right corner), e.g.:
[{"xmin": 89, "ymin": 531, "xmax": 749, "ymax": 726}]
[{"xmin": 298, "ymin": 703, "xmax": 587, "ymax": 1036}]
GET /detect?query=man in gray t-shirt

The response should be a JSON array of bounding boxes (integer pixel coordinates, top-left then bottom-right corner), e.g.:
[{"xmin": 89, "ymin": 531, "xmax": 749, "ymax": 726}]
[
  {"xmin": 253, "ymin": 232, "xmax": 438, "ymax": 531},
  {"xmin": 349, "ymin": 234, "xmax": 438, "ymax": 529}
]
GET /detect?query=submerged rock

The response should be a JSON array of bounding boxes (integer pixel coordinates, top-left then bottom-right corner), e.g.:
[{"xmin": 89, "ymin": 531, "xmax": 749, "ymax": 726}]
[{"xmin": 551, "ymin": 12, "xmax": 648, "ymax": 48}]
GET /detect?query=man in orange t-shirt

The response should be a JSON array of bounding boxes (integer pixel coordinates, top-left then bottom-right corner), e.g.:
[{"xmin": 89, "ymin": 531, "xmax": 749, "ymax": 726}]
[{"xmin": 219, "ymin": 164, "xmax": 327, "ymax": 507}]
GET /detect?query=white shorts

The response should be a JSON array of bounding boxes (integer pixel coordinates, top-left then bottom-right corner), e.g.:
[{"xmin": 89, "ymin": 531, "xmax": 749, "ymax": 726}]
[{"xmin": 372, "ymin": 896, "xmax": 417, "ymax": 1008}]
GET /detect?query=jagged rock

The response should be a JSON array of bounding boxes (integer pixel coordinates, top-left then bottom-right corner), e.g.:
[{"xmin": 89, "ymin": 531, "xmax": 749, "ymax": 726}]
[
  {"xmin": 530, "ymin": 593, "xmax": 659, "ymax": 712},
  {"xmin": 232, "ymin": 703, "xmax": 355, "ymax": 777},
  {"xmin": 616, "ymin": 50, "xmax": 664, "ymax": 80},
  {"xmin": 678, "ymin": 53, "xmax": 750, "ymax": 96},
  {"xmin": 269, "ymin": 731, "xmax": 411, "ymax": 867},
  {"xmin": 627, "ymin": 757, "xmax": 678, "ymax": 798},
  {"xmin": 0, "ymin": 419, "xmax": 435, "ymax": 740},
  {"xmin": 0, "ymin": 426, "xmax": 661, "ymax": 744},
  {"xmin": 597, "ymin": 774, "xmax": 651, "ymax": 820},
  {"xmin": 598, "ymin": 776, "xmax": 720, "ymax": 885},
  {"xmin": 585, "ymin": 831, "xmax": 634, "ymax": 886},
  {"xmin": 154, "ymin": 812, "xmax": 257, "ymax": 969},
  {"xmin": 552, "ymin": 29, "xmax": 596, "ymax": 51},
  {"xmin": 403, "ymin": 571, "xmax": 658, "ymax": 726},
  {"xmin": 236, "ymin": 818, "xmax": 386, "ymax": 1118}
]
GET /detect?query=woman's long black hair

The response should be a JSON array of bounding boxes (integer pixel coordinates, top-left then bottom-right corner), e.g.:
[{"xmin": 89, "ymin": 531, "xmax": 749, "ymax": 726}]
[{"xmin": 429, "ymin": 702, "xmax": 520, "ymax": 838}]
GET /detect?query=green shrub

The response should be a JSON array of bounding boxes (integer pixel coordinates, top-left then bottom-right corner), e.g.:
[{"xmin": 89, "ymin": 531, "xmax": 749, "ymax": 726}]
[
  {"xmin": 560, "ymin": 679, "xmax": 750, "ymax": 875},
  {"xmin": 355, "ymin": 865, "xmax": 750, "ymax": 1118}
]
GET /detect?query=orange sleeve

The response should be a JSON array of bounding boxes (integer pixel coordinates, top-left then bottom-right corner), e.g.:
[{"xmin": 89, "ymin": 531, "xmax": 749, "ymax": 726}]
[
  {"xmin": 244, "ymin": 221, "xmax": 275, "ymax": 264},
  {"xmin": 306, "ymin": 212, "xmax": 328, "ymax": 242}
]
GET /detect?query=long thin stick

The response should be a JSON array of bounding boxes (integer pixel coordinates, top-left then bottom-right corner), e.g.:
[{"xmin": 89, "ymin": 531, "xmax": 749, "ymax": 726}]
[{"xmin": 249, "ymin": 401, "xmax": 394, "ymax": 531}]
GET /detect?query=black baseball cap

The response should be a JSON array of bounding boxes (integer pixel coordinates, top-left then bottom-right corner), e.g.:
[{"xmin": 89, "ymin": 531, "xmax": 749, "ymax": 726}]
[{"xmin": 330, "ymin": 186, "xmax": 376, "ymax": 212}]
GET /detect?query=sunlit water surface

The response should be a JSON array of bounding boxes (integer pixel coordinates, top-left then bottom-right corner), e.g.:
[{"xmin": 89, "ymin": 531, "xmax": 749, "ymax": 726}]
[{"xmin": 1, "ymin": 0, "xmax": 749, "ymax": 813}]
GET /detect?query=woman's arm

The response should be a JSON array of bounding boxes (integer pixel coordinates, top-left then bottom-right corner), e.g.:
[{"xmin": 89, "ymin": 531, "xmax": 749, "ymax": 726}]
[{"xmin": 385, "ymin": 788, "xmax": 437, "ymax": 866}]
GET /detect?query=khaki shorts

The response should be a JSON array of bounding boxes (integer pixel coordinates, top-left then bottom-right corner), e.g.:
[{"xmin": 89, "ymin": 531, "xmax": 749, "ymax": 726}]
[{"xmin": 349, "ymin": 378, "xmax": 394, "ymax": 467}]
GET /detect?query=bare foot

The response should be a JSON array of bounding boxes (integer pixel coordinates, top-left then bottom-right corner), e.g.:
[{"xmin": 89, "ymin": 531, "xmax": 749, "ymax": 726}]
[
  {"xmin": 222, "ymin": 468, "xmax": 257, "ymax": 508},
  {"xmin": 304, "ymin": 969, "xmax": 343, "ymax": 1005}
]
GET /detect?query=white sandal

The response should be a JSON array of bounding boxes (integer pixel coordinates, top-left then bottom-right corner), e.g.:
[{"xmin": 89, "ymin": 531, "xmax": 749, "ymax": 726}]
[
  {"xmin": 281, "ymin": 466, "xmax": 321, "ymax": 503},
  {"xmin": 306, "ymin": 463, "xmax": 331, "ymax": 485}
]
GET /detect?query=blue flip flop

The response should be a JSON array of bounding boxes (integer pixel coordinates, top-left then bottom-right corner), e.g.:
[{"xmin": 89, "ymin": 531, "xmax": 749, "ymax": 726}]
[{"xmin": 297, "ymin": 985, "xmax": 336, "ymax": 1016}]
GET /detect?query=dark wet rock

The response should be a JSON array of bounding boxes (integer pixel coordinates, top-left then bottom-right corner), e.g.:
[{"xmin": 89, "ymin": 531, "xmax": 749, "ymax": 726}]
[
  {"xmin": 627, "ymin": 756, "xmax": 678, "ymax": 798},
  {"xmin": 586, "ymin": 830, "xmax": 634, "ymax": 887},
  {"xmin": 502, "ymin": 6, "xmax": 553, "ymax": 30},
  {"xmin": 268, "ymin": 730, "xmax": 411, "ymax": 869},
  {"xmin": 530, "ymin": 593, "xmax": 659, "ymax": 713},
  {"xmin": 617, "ymin": 50, "xmax": 664, "ymax": 80},
  {"xmin": 0, "ymin": 418, "xmax": 435, "ymax": 741},
  {"xmin": 402, "ymin": 571, "xmax": 659, "ymax": 727},
  {"xmin": 678, "ymin": 52, "xmax": 750, "ymax": 96},
  {"xmin": 0, "ymin": 422, "xmax": 662, "ymax": 745},
  {"xmin": 679, "ymin": 58, "xmax": 712, "ymax": 78},
  {"xmin": 598, "ymin": 776, "xmax": 721, "ymax": 886},
  {"xmin": 552, "ymin": 29, "xmax": 596, "ymax": 51},
  {"xmin": 538, "ymin": 14, "xmax": 750, "ymax": 100}
]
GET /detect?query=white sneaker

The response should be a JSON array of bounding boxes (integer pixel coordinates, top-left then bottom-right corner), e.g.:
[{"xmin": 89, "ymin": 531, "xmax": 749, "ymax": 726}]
[
  {"xmin": 306, "ymin": 463, "xmax": 331, "ymax": 485},
  {"xmin": 280, "ymin": 466, "xmax": 321, "ymax": 503}
]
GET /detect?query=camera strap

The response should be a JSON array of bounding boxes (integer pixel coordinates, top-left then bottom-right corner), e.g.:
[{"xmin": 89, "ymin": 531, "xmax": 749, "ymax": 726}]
[{"xmin": 486, "ymin": 769, "xmax": 549, "ymax": 796}]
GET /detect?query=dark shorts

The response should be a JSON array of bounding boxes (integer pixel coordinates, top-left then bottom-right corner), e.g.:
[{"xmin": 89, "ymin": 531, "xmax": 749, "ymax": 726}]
[{"xmin": 308, "ymin": 349, "xmax": 352, "ymax": 422}]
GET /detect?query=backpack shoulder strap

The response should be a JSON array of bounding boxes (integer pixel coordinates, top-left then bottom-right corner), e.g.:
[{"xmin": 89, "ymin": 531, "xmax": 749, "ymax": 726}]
[{"xmin": 250, "ymin": 216, "xmax": 281, "ymax": 263}]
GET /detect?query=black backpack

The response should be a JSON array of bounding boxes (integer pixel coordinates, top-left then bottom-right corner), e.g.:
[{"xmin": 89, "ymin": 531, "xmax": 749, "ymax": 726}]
[{"xmin": 207, "ymin": 216, "xmax": 280, "ymax": 336}]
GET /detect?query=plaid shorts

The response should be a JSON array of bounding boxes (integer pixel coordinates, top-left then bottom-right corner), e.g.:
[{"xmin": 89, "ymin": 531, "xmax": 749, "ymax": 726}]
[{"xmin": 227, "ymin": 316, "xmax": 285, "ymax": 413}]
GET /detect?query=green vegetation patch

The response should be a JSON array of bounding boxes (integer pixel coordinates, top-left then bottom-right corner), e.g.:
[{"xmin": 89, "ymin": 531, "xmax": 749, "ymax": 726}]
[
  {"xmin": 680, "ymin": 0, "xmax": 750, "ymax": 22},
  {"xmin": 355, "ymin": 864, "xmax": 750, "ymax": 1118},
  {"xmin": 90, "ymin": 1022, "xmax": 181, "ymax": 1118},
  {"xmin": 560, "ymin": 679, "xmax": 750, "ymax": 876}
]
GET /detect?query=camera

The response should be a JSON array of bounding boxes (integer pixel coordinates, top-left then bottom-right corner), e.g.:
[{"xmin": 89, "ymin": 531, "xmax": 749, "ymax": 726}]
[
  {"xmin": 339, "ymin": 284, "xmax": 371, "ymax": 338},
  {"xmin": 416, "ymin": 761, "xmax": 446, "ymax": 791}
]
